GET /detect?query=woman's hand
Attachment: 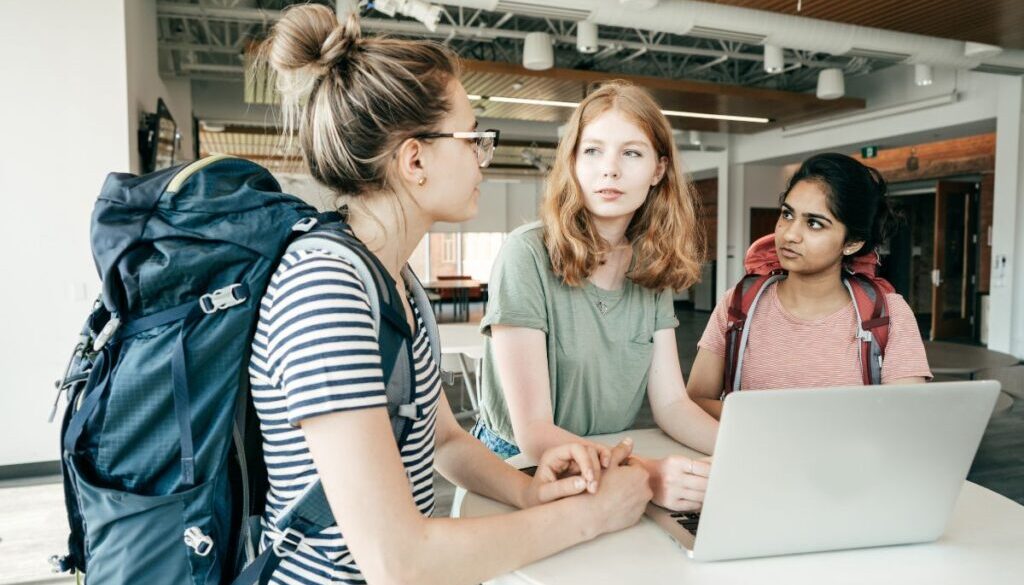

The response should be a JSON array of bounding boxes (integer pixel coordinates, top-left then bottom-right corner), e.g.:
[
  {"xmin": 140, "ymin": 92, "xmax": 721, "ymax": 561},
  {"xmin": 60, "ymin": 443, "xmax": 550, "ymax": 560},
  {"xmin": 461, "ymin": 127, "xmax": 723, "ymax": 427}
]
[
  {"xmin": 587, "ymin": 438, "xmax": 653, "ymax": 536},
  {"xmin": 635, "ymin": 455, "xmax": 712, "ymax": 512},
  {"xmin": 520, "ymin": 441, "xmax": 609, "ymax": 507}
]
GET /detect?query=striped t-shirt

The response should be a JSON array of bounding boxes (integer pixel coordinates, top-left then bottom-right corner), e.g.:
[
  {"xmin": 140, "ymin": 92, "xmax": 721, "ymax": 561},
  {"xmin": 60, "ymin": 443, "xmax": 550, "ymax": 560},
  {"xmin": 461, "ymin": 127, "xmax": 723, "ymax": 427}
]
[
  {"xmin": 699, "ymin": 282, "xmax": 932, "ymax": 389},
  {"xmin": 249, "ymin": 249, "xmax": 440, "ymax": 584}
]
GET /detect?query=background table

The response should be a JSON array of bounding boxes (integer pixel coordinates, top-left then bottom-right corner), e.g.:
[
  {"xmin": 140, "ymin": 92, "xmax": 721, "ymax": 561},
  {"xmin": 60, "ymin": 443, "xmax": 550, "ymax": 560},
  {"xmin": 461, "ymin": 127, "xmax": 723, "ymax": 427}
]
[
  {"xmin": 438, "ymin": 323, "xmax": 485, "ymax": 420},
  {"xmin": 422, "ymin": 279, "xmax": 481, "ymax": 321},
  {"xmin": 925, "ymin": 341, "xmax": 1019, "ymax": 414},
  {"xmin": 924, "ymin": 341, "xmax": 1019, "ymax": 377},
  {"xmin": 453, "ymin": 429, "xmax": 1024, "ymax": 585}
]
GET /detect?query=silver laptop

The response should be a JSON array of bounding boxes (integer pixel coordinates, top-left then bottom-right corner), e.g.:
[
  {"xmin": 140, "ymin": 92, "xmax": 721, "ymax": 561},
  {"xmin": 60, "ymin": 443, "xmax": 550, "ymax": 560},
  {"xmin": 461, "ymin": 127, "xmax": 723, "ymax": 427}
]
[{"xmin": 645, "ymin": 380, "xmax": 1000, "ymax": 561}]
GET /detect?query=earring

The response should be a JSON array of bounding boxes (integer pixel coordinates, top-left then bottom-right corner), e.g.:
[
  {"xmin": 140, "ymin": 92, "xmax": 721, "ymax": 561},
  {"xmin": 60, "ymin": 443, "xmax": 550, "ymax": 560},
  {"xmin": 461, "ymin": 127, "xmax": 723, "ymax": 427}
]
[{"xmin": 417, "ymin": 176, "xmax": 427, "ymax": 186}]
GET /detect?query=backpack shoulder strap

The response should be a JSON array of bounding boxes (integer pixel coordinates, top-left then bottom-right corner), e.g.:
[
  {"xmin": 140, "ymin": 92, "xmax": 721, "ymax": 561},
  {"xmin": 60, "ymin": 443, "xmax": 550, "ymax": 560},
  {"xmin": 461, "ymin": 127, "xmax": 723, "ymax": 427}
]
[
  {"xmin": 285, "ymin": 227, "xmax": 419, "ymax": 434},
  {"xmin": 844, "ymin": 274, "xmax": 890, "ymax": 385},
  {"xmin": 722, "ymin": 272, "xmax": 785, "ymax": 398},
  {"xmin": 402, "ymin": 264, "xmax": 441, "ymax": 366}
]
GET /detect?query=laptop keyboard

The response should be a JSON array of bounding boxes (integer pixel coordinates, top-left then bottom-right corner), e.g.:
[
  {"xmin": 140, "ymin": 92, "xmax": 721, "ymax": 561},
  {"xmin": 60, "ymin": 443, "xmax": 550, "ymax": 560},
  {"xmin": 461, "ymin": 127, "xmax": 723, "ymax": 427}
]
[{"xmin": 670, "ymin": 511, "xmax": 701, "ymax": 535}]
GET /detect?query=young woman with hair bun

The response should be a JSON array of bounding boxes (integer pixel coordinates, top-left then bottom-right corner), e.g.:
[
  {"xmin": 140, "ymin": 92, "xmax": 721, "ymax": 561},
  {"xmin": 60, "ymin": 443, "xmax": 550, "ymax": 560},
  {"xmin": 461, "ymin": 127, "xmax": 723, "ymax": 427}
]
[{"xmin": 252, "ymin": 6, "xmax": 650, "ymax": 584}]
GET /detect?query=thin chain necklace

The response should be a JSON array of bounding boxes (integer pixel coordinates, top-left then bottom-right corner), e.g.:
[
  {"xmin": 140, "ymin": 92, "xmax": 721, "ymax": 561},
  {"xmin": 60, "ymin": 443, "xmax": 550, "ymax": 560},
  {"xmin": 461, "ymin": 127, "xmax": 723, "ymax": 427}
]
[{"xmin": 593, "ymin": 244, "xmax": 630, "ymax": 315}]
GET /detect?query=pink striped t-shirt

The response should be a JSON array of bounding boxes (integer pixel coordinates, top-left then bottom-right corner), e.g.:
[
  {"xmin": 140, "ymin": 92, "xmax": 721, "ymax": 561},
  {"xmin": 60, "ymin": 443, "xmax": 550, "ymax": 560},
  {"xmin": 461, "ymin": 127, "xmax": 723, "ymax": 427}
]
[{"xmin": 698, "ymin": 283, "xmax": 932, "ymax": 389}]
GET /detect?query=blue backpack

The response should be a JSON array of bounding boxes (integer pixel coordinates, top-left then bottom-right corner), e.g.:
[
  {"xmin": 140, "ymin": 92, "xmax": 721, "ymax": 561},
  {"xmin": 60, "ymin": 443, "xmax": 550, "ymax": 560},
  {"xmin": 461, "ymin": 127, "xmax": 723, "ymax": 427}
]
[{"xmin": 52, "ymin": 155, "xmax": 442, "ymax": 584}]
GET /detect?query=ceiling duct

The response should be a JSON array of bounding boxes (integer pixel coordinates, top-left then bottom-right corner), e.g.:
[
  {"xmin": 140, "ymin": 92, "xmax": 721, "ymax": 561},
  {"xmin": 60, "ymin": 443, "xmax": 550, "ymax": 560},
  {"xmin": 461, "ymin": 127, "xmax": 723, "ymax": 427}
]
[
  {"xmin": 444, "ymin": 0, "xmax": 1024, "ymax": 75},
  {"xmin": 845, "ymin": 47, "xmax": 912, "ymax": 63},
  {"xmin": 493, "ymin": 1, "xmax": 591, "ymax": 21},
  {"xmin": 686, "ymin": 25, "xmax": 766, "ymax": 46},
  {"xmin": 972, "ymin": 63, "xmax": 1024, "ymax": 76}
]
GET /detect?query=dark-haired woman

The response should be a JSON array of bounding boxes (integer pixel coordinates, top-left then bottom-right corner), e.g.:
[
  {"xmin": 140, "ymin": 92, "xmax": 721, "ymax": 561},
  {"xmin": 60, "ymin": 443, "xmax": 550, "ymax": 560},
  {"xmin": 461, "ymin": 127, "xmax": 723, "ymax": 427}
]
[
  {"xmin": 687, "ymin": 153, "xmax": 932, "ymax": 419},
  {"xmin": 252, "ymin": 5, "xmax": 650, "ymax": 585}
]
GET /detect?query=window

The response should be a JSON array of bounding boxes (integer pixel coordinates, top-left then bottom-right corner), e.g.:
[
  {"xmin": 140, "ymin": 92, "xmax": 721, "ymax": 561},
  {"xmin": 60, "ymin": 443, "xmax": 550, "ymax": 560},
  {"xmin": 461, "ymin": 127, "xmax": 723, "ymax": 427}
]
[
  {"xmin": 460, "ymin": 232, "xmax": 507, "ymax": 281},
  {"xmin": 410, "ymin": 231, "xmax": 507, "ymax": 281},
  {"xmin": 429, "ymin": 233, "xmax": 460, "ymax": 277}
]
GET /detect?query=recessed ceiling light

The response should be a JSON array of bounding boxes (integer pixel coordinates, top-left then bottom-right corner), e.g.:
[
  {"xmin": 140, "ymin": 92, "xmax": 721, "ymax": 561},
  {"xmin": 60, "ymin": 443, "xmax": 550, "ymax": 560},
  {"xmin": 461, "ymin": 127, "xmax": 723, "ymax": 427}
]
[
  {"xmin": 467, "ymin": 95, "xmax": 771, "ymax": 123},
  {"xmin": 661, "ymin": 110, "xmax": 771, "ymax": 124}
]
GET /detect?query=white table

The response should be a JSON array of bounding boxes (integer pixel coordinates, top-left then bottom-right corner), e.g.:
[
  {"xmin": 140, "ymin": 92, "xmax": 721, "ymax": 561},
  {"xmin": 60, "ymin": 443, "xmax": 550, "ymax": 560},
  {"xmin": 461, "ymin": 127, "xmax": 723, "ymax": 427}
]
[
  {"xmin": 438, "ymin": 323, "xmax": 485, "ymax": 420},
  {"xmin": 453, "ymin": 429, "xmax": 1024, "ymax": 585}
]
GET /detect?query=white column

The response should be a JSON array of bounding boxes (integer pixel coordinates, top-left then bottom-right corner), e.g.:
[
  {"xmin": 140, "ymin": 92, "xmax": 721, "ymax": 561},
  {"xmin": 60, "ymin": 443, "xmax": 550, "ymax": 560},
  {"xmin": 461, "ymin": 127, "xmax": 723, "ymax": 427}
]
[
  {"xmin": 715, "ymin": 152, "xmax": 731, "ymax": 299},
  {"xmin": 988, "ymin": 76, "xmax": 1024, "ymax": 357},
  {"xmin": 727, "ymin": 162, "xmax": 747, "ymax": 286}
]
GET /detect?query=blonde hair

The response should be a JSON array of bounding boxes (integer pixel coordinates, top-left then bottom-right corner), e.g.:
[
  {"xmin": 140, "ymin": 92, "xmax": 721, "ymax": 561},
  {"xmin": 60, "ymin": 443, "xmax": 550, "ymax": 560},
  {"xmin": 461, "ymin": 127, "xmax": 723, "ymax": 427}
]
[
  {"xmin": 541, "ymin": 81, "xmax": 705, "ymax": 291},
  {"xmin": 262, "ymin": 4, "xmax": 460, "ymax": 196}
]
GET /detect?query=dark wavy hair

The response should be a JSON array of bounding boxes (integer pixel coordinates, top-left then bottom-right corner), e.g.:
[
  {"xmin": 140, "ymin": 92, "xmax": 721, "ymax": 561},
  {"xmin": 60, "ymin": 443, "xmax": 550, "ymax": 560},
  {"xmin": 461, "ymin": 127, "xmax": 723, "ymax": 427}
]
[{"xmin": 781, "ymin": 152, "xmax": 899, "ymax": 256}]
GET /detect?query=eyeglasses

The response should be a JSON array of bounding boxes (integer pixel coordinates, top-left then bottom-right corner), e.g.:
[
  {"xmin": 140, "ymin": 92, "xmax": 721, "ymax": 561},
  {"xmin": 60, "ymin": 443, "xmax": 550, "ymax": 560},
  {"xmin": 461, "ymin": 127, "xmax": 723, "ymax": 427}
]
[{"xmin": 413, "ymin": 129, "xmax": 501, "ymax": 168}]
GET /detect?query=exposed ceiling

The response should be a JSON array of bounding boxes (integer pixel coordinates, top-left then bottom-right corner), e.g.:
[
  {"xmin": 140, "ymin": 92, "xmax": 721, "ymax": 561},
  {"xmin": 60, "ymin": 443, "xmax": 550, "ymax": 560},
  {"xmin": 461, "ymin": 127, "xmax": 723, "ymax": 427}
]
[
  {"xmin": 707, "ymin": 0, "xmax": 1024, "ymax": 50},
  {"xmin": 157, "ymin": 0, "xmax": 891, "ymax": 92},
  {"xmin": 167, "ymin": 0, "xmax": 1020, "ymax": 171}
]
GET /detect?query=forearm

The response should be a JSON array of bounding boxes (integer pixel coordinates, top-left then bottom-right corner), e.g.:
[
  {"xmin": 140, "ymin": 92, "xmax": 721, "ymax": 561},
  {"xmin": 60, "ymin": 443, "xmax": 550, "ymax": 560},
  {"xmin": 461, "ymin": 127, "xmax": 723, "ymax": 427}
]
[
  {"xmin": 515, "ymin": 420, "xmax": 588, "ymax": 461},
  {"xmin": 404, "ymin": 497, "xmax": 596, "ymax": 585},
  {"xmin": 692, "ymin": 397, "xmax": 723, "ymax": 421},
  {"xmin": 655, "ymin": 398, "xmax": 718, "ymax": 455},
  {"xmin": 434, "ymin": 427, "xmax": 530, "ymax": 508}
]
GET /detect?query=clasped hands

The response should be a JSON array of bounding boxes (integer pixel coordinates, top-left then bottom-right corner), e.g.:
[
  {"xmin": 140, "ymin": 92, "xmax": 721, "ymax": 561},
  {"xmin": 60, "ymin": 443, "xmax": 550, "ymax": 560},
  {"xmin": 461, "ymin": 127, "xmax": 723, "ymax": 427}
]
[{"xmin": 521, "ymin": 438, "xmax": 711, "ymax": 512}]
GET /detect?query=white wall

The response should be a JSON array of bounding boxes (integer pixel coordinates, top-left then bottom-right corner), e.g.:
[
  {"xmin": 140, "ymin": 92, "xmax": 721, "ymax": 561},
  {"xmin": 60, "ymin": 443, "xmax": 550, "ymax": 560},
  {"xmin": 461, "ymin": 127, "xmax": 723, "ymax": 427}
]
[
  {"xmin": 989, "ymin": 76, "xmax": 1024, "ymax": 356},
  {"xmin": 0, "ymin": 0, "xmax": 131, "ymax": 466}
]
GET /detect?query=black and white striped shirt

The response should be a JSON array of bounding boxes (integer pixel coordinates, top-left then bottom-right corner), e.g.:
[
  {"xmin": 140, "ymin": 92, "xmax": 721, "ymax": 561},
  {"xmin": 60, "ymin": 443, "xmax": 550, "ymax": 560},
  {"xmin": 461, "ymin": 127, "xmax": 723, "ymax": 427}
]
[{"xmin": 249, "ymin": 249, "xmax": 440, "ymax": 584}]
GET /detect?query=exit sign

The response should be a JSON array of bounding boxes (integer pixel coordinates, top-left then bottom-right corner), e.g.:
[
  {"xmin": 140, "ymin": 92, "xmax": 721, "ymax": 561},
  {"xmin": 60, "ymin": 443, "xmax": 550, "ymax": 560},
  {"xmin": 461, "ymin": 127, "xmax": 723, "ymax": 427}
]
[{"xmin": 861, "ymin": 145, "xmax": 878, "ymax": 158}]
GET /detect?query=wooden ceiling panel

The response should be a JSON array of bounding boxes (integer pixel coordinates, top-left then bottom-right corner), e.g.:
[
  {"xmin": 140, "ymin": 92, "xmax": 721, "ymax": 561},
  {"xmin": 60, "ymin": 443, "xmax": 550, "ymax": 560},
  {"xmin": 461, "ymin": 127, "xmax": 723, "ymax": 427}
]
[
  {"xmin": 706, "ymin": 0, "xmax": 1024, "ymax": 49},
  {"xmin": 461, "ymin": 59, "xmax": 864, "ymax": 133}
]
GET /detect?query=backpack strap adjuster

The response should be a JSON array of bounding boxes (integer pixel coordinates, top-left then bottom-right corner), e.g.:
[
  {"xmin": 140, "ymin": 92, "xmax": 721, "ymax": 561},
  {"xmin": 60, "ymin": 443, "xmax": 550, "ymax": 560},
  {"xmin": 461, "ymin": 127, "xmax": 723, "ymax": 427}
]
[
  {"xmin": 291, "ymin": 217, "xmax": 319, "ymax": 233},
  {"xmin": 398, "ymin": 402, "xmax": 423, "ymax": 421},
  {"xmin": 199, "ymin": 284, "xmax": 248, "ymax": 314},
  {"xmin": 272, "ymin": 528, "xmax": 305, "ymax": 558}
]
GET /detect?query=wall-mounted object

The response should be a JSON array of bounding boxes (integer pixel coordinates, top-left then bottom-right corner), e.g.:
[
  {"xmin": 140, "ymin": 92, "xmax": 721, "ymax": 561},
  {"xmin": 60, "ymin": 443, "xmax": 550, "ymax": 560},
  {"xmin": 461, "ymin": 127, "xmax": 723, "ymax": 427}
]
[{"xmin": 139, "ymin": 98, "xmax": 179, "ymax": 174}]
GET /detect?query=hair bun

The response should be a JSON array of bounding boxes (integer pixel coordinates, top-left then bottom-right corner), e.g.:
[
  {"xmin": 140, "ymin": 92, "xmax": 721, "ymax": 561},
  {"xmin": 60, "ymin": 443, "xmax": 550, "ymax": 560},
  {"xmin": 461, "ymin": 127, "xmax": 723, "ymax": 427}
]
[
  {"xmin": 318, "ymin": 13, "xmax": 361, "ymax": 69},
  {"xmin": 266, "ymin": 4, "xmax": 360, "ymax": 75}
]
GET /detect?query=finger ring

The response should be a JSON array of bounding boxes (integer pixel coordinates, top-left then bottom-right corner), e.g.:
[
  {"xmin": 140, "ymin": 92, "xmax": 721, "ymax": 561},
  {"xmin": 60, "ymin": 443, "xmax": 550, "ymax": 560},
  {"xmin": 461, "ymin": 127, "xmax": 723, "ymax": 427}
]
[{"xmin": 687, "ymin": 460, "xmax": 693, "ymax": 474}]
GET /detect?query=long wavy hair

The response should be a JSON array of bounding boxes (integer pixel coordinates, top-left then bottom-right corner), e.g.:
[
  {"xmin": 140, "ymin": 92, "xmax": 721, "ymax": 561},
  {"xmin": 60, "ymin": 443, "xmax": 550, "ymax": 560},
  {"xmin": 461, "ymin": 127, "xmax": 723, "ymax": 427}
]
[{"xmin": 541, "ymin": 81, "xmax": 705, "ymax": 291}]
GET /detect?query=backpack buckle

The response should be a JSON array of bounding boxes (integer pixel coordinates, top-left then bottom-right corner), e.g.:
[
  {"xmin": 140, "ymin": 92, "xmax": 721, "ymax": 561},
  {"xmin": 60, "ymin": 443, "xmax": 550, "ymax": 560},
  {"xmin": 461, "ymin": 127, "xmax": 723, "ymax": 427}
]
[
  {"xmin": 183, "ymin": 526, "xmax": 214, "ymax": 557},
  {"xmin": 292, "ymin": 217, "xmax": 318, "ymax": 233},
  {"xmin": 272, "ymin": 527, "xmax": 304, "ymax": 558},
  {"xmin": 48, "ymin": 554, "xmax": 73, "ymax": 574},
  {"xmin": 92, "ymin": 315, "xmax": 121, "ymax": 351},
  {"xmin": 200, "ymin": 284, "xmax": 247, "ymax": 314}
]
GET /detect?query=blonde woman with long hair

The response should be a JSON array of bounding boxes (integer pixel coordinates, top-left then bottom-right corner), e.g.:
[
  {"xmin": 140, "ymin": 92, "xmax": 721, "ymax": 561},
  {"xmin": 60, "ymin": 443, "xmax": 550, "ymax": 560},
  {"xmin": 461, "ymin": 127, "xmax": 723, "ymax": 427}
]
[
  {"xmin": 475, "ymin": 81, "xmax": 720, "ymax": 512},
  {"xmin": 252, "ymin": 6, "xmax": 651, "ymax": 585}
]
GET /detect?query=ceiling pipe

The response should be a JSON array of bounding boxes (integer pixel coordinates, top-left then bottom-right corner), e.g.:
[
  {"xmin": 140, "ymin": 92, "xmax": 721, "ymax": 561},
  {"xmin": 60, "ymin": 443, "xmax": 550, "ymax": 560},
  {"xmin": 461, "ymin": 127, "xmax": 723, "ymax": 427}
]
[{"xmin": 442, "ymin": 0, "xmax": 1024, "ymax": 73}]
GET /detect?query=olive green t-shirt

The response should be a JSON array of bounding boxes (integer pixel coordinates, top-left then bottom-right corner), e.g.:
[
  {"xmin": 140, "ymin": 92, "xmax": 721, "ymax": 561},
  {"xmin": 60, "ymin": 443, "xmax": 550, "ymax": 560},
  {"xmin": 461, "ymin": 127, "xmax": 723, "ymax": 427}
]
[{"xmin": 478, "ymin": 222, "xmax": 679, "ymax": 446}]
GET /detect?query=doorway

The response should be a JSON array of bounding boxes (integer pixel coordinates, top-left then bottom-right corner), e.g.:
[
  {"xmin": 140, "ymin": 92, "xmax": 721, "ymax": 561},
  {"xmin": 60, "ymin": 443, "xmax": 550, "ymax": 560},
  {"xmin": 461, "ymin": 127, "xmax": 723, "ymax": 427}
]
[{"xmin": 882, "ymin": 180, "xmax": 981, "ymax": 342}]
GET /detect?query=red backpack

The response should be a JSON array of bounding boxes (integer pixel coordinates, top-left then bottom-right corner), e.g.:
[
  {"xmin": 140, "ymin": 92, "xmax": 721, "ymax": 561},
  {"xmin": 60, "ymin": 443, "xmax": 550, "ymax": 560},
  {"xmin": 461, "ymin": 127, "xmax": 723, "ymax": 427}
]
[{"xmin": 722, "ymin": 235, "xmax": 895, "ymax": 397}]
